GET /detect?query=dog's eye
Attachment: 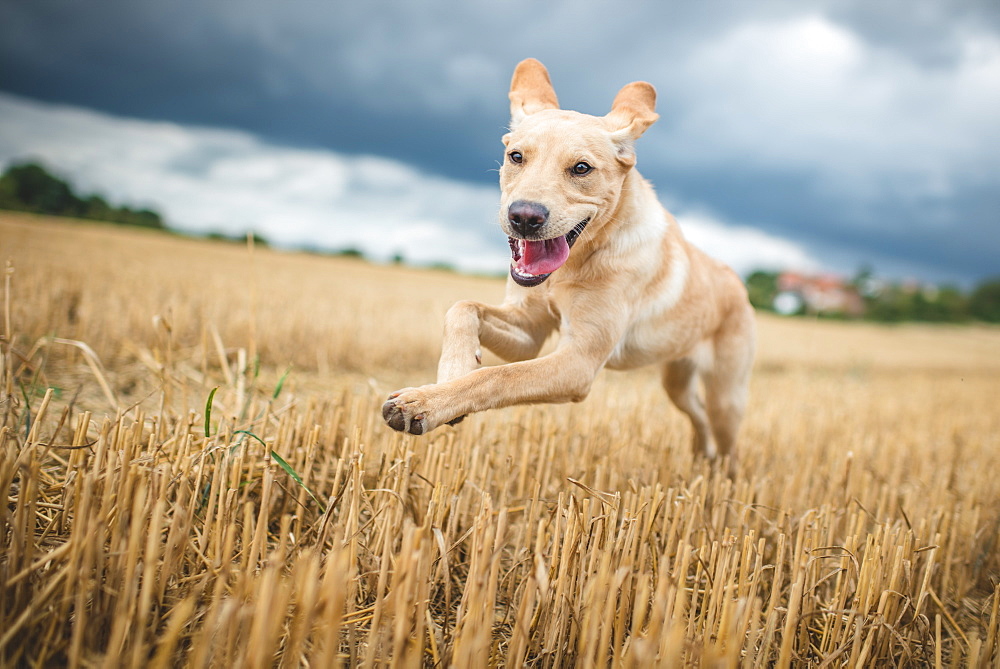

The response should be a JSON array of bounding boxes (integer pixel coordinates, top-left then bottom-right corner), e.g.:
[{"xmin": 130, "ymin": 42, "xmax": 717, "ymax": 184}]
[
  {"xmin": 572, "ymin": 161, "xmax": 593, "ymax": 175},
  {"xmin": 508, "ymin": 151, "xmax": 523, "ymax": 164}
]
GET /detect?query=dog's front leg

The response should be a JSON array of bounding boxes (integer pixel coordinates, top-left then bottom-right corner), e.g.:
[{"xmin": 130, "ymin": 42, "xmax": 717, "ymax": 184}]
[
  {"xmin": 436, "ymin": 299, "xmax": 556, "ymax": 383},
  {"xmin": 432, "ymin": 298, "xmax": 557, "ymax": 425},
  {"xmin": 382, "ymin": 341, "xmax": 605, "ymax": 435}
]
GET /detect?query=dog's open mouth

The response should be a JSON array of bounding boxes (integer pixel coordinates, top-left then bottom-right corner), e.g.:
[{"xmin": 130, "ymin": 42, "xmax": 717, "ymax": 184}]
[{"xmin": 508, "ymin": 218, "xmax": 590, "ymax": 287}]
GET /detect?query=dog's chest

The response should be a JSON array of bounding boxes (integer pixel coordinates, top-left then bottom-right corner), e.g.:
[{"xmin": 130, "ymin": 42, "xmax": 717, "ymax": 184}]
[
  {"xmin": 603, "ymin": 262, "xmax": 700, "ymax": 369},
  {"xmin": 606, "ymin": 319, "xmax": 694, "ymax": 370}
]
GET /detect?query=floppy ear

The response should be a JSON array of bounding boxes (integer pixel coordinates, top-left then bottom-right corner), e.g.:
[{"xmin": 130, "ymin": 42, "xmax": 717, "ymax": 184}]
[
  {"xmin": 509, "ymin": 58, "xmax": 560, "ymax": 128},
  {"xmin": 606, "ymin": 81, "xmax": 659, "ymax": 165}
]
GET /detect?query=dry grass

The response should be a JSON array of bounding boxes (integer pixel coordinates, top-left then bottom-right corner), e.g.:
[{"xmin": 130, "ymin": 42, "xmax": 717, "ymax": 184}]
[{"xmin": 2, "ymin": 212, "xmax": 999, "ymax": 667}]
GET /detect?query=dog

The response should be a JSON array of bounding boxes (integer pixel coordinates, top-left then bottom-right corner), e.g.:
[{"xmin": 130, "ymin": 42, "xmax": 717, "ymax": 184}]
[{"xmin": 382, "ymin": 58, "xmax": 755, "ymax": 463}]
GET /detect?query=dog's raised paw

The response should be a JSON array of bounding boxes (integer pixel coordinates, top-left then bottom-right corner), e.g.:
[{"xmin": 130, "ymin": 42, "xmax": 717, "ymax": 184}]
[{"xmin": 381, "ymin": 396, "xmax": 429, "ymax": 435}]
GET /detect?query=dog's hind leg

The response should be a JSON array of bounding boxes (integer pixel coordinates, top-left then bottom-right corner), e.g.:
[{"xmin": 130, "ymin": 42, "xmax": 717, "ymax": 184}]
[
  {"xmin": 703, "ymin": 303, "xmax": 756, "ymax": 463},
  {"xmin": 663, "ymin": 355, "xmax": 716, "ymax": 459}
]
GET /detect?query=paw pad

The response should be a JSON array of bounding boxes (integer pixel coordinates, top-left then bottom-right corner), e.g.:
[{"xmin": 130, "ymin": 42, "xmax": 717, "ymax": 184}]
[{"xmin": 382, "ymin": 398, "xmax": 428, "ymax": 435}]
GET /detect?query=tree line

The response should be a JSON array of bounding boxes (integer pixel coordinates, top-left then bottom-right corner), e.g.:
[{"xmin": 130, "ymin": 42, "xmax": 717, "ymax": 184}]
[
  {"xmin": 3, "ymin": 161, "xmax": 997, "ymax": 323},
  {"xmin": 746, "ymin": 269, "xmax": 1000, "ymax": 324},
  {"xmin": 0, "ymin": 162, "xmax": 165, "ymax": 230}
]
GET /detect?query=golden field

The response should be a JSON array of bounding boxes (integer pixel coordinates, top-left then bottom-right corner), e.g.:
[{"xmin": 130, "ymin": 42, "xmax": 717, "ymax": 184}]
[{"xmin": 1, "ymin": 212, "xmax": 998, "ymax": 667}]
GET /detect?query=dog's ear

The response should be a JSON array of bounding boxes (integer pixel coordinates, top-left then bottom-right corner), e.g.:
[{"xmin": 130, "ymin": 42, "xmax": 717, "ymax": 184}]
[
  {"xmin": 606, "ymin": 81, "xmax": 659, "ymax": 166},
  {"xmin": 509, "ymin": 58, "xmax": 560, "ymax": 128}
]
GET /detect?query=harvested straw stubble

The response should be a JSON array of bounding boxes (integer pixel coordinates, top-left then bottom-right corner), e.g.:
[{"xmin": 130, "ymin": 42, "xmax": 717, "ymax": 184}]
[{"xmin": 1, "ymin": 212, "xmax": 999, "ymax": 666}]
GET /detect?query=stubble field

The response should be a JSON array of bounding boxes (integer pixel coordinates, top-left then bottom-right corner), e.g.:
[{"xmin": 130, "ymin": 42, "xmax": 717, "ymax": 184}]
[{"xmin": 1, "ymin": 212, "xmax": 999, "ymax": 667}]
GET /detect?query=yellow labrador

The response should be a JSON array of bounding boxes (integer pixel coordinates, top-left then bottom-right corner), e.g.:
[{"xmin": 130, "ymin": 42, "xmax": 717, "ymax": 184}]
[{"xmin": 383, "ymin": 58, "xmax": 755, "ymax": 462}]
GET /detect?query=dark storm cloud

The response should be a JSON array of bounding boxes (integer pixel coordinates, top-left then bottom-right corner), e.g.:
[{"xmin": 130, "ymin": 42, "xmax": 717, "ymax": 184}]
[
  {"xmin": 1, "ymin": 0, "xmax": 998, "ymax": 283},
  {"xmin": 824, "ymin": 0, "xmax": 1000, "ymax": 67}
]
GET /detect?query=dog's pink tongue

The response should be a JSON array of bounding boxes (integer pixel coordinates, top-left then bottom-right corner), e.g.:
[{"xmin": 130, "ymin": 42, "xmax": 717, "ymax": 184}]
[{"xmin": 518, "ymin": 237, "xmax": 570, "ymax": 275}]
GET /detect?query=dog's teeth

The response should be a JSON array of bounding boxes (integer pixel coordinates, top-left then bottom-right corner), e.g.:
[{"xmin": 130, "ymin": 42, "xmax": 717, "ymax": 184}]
[
  {"xmin": 511, "ymin": 266, "xmax": 537, "ymax": 278},
  {"xmin": 508, "ymin": 237, "xmax": 522, "ymax": 261}
]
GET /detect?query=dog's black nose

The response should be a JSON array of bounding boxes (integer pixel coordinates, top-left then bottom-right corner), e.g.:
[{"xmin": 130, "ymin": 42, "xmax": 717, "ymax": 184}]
[{"xmin": 508, "ymin": 200, "xmax": 549, "ymax": 237}]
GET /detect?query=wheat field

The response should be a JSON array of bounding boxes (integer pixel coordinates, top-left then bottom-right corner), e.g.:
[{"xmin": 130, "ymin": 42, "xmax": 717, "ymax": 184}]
[{"xmin": 1, "ymin": 212, "xmax": 998, "ymax": 667}]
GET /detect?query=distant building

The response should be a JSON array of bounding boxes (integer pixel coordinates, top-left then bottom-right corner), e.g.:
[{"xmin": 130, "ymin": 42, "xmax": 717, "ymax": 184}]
[{"xmin": 774, "ymin": 272, "xmax": 865, "ymax": 317}]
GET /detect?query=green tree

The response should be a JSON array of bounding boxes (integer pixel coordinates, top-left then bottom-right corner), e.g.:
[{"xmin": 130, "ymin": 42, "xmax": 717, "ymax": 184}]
[
  {"xmin": 969, "ymin": 278, "xmax": 1000, "ymax": 323},
  {"xmin": 931, "ymin": 286, "xmax": 970, "ymax": 322},
  {"xmin": 83, "ymin": 194, "xmax": 113, "ymax": 221},
  {"xmin": 866, "ymin": 285, "xmax": 909, "ymax": 322},
  {"xmin": 0, "ymin": 161, "xmax": 166, "ymax": 229},
  {"xmin": 744, "ymin": 271, "xmax": 779, "ymax": 311},
  {"xmin": 248, "ymin": 231, "xmax": 269, "ymax": 247},
  {"xmin": 0, "ymin": 162, "xmax": 82, "ymax": 215}
]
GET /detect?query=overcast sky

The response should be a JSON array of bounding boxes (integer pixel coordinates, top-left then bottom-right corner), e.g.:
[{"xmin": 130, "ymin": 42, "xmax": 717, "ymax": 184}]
[{"xmin": 2, "ymin": 0, "xmax": 998, "ymax": 284}]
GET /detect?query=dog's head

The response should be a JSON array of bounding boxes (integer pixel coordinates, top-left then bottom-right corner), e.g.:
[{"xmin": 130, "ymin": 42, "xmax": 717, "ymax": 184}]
[{"xmin": 500, "ymin": 58, "xmax": 659, "ymax": 287}]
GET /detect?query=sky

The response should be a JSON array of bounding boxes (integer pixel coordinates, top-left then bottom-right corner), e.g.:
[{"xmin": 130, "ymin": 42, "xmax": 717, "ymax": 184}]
[{"xmin": 1, "ymin": 0, "xmax": 998, "ymax": 284}]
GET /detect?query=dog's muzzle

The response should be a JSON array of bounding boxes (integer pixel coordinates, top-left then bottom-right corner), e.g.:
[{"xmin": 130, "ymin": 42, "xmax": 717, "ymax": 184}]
[{"xmin": 508, "ymin": 217, "xmax": 591, "ymax": 287}]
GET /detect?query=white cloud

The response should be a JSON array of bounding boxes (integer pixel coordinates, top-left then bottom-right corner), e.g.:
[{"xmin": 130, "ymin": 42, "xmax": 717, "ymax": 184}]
[
  {"xmin": 0, "ymin": 93, "xmax": 507, "ymax": 272},
  {"xmin": 676, "ymin": 210, "xmax": 821, "ymax": 276},
  {"xmin": 0, "ymin": 93, "xmax": 823, "ymax": 277},
  {"xmin": 655, "ymin": 15, "xmax": 1000, "ymax": 206}
]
